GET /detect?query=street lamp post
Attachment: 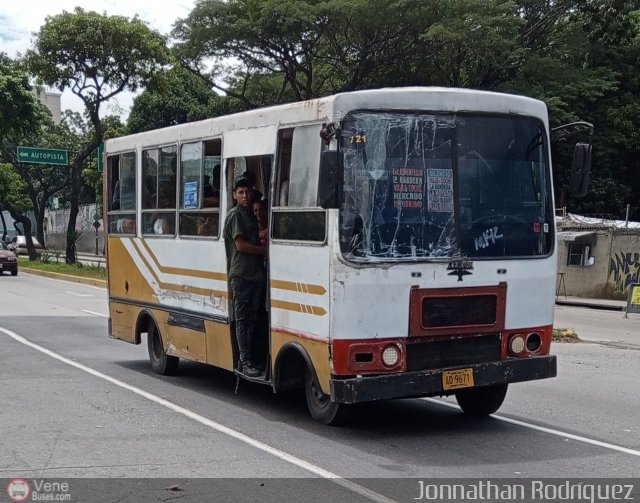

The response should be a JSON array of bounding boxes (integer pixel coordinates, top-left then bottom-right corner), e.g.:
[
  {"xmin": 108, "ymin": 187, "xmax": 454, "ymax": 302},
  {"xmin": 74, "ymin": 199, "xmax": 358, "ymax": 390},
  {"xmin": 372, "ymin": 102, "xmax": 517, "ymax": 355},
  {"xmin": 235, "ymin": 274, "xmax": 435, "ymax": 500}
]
[{"xmin": 93, "ymin": 220, "xmax": 101, "ymax": 256}]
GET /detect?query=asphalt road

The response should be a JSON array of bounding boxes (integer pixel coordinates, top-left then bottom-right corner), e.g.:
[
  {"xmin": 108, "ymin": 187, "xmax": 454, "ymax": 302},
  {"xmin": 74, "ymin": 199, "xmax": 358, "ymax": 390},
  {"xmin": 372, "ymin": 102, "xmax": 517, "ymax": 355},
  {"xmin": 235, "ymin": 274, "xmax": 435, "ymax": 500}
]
[{"xmin": 0, "ymin": 273, "xmax": 638, "ymax": 502}]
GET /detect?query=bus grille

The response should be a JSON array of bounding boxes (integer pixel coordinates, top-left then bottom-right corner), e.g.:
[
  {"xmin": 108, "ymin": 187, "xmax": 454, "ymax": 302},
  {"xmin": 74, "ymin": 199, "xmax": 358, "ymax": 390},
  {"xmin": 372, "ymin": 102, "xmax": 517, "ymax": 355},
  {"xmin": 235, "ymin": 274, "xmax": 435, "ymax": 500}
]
[
  {"xmin": 406, "ymin": 334, "xmax": 501, "ymax": 371},
  {"xmin": 422, "ymin": 295, "xmax": 497, "ymax": 328}
]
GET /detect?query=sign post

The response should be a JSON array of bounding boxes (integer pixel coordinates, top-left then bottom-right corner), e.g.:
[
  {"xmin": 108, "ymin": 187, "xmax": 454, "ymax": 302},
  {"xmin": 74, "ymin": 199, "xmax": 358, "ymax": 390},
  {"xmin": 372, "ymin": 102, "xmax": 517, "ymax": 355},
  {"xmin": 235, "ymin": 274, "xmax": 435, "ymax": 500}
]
[
  {"xmin": 17, "ymin": 147, "xmax": 68, "ymax": 166},
  {"xmin": 625, "ymin": 283, "xmax": 640, "ymax": 318}
]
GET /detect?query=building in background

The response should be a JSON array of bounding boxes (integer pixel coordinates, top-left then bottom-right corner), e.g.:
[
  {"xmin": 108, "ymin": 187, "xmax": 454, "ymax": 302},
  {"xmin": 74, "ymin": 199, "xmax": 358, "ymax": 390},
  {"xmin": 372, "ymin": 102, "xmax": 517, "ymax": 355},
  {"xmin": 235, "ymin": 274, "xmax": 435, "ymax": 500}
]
[
  {"xmin": 33, "ymin": 87, "xmax": 61, "ymax": 125},
  {"xmin": 556, "ymin": 214, "xmax": 640, "ymax": 300}
]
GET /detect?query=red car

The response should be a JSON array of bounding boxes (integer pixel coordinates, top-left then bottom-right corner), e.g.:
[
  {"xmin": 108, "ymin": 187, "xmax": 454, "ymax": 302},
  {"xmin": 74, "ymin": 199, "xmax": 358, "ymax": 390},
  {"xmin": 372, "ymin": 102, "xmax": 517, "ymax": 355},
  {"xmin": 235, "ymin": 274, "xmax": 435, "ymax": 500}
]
[{"xmin": 0, "ymin": 241, "xmax": 18, "ymax": 276}]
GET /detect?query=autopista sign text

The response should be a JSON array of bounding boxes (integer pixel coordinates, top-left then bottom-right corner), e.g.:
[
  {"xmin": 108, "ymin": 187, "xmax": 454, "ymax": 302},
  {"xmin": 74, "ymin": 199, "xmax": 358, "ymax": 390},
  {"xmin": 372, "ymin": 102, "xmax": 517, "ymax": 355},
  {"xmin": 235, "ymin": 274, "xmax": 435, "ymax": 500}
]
[{"xmin": 17, "ymin": 147, "xmax": 68, "ymax": 166}]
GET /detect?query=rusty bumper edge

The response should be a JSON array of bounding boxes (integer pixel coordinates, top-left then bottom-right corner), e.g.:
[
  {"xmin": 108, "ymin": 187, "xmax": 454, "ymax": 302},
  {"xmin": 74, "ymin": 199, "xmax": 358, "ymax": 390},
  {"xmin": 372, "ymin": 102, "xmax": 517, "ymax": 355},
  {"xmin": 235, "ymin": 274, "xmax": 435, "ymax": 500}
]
[{"xmin": 330, "ymin": 355, "xmax": 557, "ymax": 404}]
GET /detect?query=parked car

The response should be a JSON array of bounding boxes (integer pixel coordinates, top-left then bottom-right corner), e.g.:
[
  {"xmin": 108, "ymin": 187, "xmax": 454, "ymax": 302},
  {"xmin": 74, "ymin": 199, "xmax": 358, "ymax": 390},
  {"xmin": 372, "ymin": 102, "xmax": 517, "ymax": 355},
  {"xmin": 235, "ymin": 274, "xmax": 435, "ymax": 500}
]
[
  {"xmin": 0, "ymin": 241, "xmax": 18, "ymax": 276},
  {"xmin": 7, "ymin": 235, "xmax": 43, "ymax": 256}
]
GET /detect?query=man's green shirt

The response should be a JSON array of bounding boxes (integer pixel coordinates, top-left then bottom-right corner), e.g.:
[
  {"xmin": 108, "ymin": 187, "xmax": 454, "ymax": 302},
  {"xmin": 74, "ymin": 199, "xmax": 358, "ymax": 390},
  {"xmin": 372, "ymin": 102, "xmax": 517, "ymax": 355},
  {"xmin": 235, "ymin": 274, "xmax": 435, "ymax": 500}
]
[{"xmin": 223, "ymin": 205, "xmax": 265, "ymax": 283}]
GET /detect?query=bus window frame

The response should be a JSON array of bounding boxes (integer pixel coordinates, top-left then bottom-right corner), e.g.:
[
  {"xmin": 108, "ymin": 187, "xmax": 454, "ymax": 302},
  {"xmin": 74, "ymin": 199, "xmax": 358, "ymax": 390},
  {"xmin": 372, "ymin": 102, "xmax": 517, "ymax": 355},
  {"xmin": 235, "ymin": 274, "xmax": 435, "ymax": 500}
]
[
  {"xmin": 178, "ymin": 139, "xmax": 222, "ymax": 240},
  {"xmin": 106, "ymin": 150, "xmax": 137, "ymax": 236},
  {"xmin": 141, "ymin": 144, "xmax": 178, "ymax": 238}
]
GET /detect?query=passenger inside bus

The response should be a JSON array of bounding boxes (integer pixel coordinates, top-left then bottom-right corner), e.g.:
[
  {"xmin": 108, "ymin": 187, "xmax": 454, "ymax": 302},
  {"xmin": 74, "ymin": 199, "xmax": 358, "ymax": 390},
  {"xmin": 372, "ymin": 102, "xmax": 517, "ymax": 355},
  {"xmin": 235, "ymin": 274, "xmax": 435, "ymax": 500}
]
[
  {"xmin": 203, "ymin": 164, "xmax": 221, "ymax": 207},
  {"xmin": 253, "ymin": 199, "xmax": 268, "ymax": 246},
  {"xmin": 151, "ymin": 182, "xmax": 175, "ymax": 235},
  {"xmin": 241, "ymin": 170, "xmax": 264, "ymax": 202}
]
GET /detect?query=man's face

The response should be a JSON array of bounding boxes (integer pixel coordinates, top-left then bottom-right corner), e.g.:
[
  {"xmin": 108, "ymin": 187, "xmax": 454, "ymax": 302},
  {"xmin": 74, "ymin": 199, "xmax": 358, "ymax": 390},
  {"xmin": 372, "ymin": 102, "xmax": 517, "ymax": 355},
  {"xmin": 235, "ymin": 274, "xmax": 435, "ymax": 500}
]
[{"xmin": 233, "ymin": 186, "xmax": 253, "ymax": 208}]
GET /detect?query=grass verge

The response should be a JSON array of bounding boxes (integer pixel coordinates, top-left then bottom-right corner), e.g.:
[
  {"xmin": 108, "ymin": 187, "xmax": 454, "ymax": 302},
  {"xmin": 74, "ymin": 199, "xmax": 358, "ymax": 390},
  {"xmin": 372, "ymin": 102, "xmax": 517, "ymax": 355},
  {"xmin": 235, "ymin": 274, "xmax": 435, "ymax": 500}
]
[
  {"xmin": 552, "ymin": 328, "xmax": 580, "ymax": 342},
  {"xmin": 18, "ymin": 257, "xmax": 106, "ymax": 280}
]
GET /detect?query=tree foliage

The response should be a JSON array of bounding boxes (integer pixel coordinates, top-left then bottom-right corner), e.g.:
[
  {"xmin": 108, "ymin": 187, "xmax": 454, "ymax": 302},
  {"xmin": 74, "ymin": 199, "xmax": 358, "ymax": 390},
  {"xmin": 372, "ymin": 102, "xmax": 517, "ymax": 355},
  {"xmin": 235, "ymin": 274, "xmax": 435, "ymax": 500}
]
[
  {"xmin": 168, "ymin": 0, "xmax": 640, "ymax": 219},
  {"xmin": 24, "ymin": 8, "xmax": 171, "ymax": 262},
  {"xmin": 127, "ymin": 66, "xmax": 242, "ymax": 133}
]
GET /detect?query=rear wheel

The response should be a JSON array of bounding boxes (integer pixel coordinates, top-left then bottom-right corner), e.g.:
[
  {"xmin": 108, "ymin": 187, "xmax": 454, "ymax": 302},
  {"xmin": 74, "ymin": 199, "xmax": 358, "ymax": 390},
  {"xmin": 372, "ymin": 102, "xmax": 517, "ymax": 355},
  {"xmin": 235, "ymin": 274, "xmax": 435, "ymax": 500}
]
[
  {"xmin": 147, "ymin": 320, "xmax": 179, "ymax": 375},
  {"xmin": 455, "ymin": 384, "xmax": 508, "ymax": 415},
  {"xmin": 304, "ymin": 370, "xmax": 351, "ymax": 425}
]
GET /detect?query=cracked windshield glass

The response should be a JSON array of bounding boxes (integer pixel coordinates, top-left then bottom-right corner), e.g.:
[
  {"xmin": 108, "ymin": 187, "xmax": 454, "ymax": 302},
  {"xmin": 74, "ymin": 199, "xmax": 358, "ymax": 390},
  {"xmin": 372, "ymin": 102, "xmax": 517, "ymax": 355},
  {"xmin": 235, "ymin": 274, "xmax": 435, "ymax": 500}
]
[{"xmin": 339, "ymin": 111, "xmax": 552, "ymax": 262}]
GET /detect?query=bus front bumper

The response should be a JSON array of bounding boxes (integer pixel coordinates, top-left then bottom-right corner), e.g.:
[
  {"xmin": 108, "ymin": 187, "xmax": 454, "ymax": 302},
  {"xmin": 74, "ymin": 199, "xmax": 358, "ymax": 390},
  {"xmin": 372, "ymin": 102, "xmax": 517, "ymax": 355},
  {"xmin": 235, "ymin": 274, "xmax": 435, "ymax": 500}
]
[{"xmin": 330, "ymin": 355, "xmax": 557, "ymax": 404}]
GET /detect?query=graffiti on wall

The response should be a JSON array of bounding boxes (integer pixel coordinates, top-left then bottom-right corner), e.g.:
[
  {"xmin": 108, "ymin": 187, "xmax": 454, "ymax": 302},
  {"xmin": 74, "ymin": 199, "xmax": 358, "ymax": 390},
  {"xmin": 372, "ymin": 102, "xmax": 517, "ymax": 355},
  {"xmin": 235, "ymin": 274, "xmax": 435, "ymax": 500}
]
[
  {"xmin": 609, "ymin": 252, "xmax": 640, "ymax": 293},
  {"xmin": 46, "ymin": 204, "xmax": 100, "ymax": 234}
]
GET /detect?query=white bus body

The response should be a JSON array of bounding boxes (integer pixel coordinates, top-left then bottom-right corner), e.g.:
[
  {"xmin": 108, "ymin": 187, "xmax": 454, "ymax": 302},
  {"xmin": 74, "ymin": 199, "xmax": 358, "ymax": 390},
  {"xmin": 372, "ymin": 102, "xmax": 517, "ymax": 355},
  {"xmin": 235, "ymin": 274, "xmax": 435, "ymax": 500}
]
[{"xmin": 105, "ymin": 87, "xmax": 558, "ymax": 424}]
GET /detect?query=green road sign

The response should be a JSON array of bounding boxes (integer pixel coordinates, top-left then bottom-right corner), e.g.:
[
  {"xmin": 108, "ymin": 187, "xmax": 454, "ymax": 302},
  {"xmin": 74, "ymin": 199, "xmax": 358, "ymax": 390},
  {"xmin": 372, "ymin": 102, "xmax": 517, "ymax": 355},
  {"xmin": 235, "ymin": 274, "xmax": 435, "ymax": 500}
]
[
  {"xmin": 97, "ymin": 143, "xmax": 104, "ymax": 173},
  {"xmin": 17, "ymin": 146, "xmax": 68, "ymax": 166}
]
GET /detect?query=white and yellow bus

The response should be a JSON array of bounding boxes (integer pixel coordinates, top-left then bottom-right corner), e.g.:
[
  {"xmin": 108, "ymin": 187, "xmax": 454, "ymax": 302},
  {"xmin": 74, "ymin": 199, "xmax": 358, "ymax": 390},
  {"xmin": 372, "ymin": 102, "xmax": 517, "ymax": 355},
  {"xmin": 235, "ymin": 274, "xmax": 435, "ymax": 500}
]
[{"xmin": 104, "ymin": 87, "xmax": 590, "ymax": 424}]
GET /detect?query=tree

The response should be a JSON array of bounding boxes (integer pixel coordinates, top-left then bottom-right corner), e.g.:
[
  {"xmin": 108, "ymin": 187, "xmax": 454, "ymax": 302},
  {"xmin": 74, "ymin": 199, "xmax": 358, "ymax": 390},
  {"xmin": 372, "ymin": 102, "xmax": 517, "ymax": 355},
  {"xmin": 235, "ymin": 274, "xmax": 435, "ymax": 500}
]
[
  {"xmin": 127, "ymin": 66, "xmax": 241, "ymax": 134},
  {"xmin": 0, "ymin": 55, "xmax": 45, "ymax": 139},
  {"xmin": 24, "ymin": 8, "xmax": 170, "ymax": 262},
  {"xmin": 0, "ymin": 56, "xmax": 49, "ymax": 258},
  {"xmin": 171, "ymin": 0, "xmax": 440, "ymax": 105},
  {"xmin": 0, "ymin": 164, "xmax": 40, "ymax": 260}
]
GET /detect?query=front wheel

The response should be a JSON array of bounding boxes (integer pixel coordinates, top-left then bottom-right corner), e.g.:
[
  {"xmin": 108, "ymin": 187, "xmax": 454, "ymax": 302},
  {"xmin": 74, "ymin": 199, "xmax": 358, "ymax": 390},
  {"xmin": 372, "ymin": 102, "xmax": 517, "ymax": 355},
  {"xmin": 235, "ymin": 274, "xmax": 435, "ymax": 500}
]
[
  {"xmin": 147, "ymin": 320, "xmax": 179, "ymax": 375},
  {"xmin": 455, "ymin": 384, "xmax": 508, "ymax": 416},
  {"xmin": 304, "ymin": 370, "xmax": 351, "ymax": 425}
]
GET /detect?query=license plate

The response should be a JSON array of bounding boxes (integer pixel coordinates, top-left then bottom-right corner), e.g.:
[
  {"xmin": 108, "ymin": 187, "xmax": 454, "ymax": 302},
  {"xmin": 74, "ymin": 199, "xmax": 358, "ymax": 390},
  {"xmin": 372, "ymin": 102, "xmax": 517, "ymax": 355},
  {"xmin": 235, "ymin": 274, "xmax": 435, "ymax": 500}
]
[{"xmin": 442, "ymin": 368, "xmax": 474, "ymax": 390}]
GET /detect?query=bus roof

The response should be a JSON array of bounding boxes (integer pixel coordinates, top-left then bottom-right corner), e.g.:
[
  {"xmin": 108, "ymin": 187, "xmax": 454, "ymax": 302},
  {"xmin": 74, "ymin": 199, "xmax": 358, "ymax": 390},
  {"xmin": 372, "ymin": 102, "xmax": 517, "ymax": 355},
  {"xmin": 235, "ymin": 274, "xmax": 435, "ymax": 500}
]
[{"xmin": 106, "ymin": 87, "xmax": 548, "ymax": 152}]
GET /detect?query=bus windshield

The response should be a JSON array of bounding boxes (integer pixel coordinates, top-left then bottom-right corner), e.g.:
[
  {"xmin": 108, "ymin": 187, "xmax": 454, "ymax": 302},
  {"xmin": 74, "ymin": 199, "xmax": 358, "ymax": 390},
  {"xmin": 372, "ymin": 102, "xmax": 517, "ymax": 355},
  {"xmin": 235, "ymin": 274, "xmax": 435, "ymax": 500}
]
[{"xmin": 339, "ymin": 111, "xmax": 552, "ymax": 262}]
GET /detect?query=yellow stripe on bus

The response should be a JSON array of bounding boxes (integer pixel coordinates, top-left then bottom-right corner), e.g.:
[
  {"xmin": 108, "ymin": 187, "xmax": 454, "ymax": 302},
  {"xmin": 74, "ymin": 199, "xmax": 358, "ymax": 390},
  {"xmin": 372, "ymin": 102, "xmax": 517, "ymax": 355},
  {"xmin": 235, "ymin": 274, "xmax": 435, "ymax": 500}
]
[
  {"xmin": 271, "ymin": 300, "xmax": 327, "ymax": 316},
  {"xmin": 139, "ymin": 239, "xmax": 228, "ymax": 282},
  {"xmin": 129, "ymin": 238, "xmax": 327, "ymax": 301},
  {"xmin": 270, "ymin": 279, "xmax": 326, "ymax": 296},
  {"xmin": 129, "ymin": 238, "xmax": 229, "ymax": 299}
]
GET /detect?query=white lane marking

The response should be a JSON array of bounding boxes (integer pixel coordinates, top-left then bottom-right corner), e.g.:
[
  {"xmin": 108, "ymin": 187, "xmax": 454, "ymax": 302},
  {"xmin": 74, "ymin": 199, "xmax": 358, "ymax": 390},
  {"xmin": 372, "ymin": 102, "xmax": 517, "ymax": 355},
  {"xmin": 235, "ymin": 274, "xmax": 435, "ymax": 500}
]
[
  {"xmin": 81, "ymin": 310, "xmax": 109, "ymax": 318},
  {"xmin": 422, "ymin": 398, "xmax": 640, "ymax": 457},
  {"xmin": 0, "ymin": 327, "xmax": 396, "ymax": 503},
  {"xmin": 65, "ymin": 291, "xmax": 94, "ymax": 297}
]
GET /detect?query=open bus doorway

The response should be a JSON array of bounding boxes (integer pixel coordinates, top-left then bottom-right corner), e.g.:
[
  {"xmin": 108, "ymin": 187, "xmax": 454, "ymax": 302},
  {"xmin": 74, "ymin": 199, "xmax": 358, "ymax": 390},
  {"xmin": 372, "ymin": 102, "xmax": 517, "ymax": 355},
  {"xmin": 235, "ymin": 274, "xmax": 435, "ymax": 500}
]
[{"xmin": 225, "ymin": 155, "xmax": 273, "ymax": 381}]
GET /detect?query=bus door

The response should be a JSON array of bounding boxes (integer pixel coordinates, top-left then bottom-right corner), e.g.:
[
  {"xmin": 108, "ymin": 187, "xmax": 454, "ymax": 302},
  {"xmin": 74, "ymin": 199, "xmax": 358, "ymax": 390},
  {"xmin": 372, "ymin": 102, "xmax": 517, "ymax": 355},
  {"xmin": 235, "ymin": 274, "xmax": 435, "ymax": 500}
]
[
  {"xmin": 224, "ymin": 150, "xmax": 273, "ymax": 377},
  {"xmin": 269, "ymin": 126, "xmax": 332, "ymax": 389}
]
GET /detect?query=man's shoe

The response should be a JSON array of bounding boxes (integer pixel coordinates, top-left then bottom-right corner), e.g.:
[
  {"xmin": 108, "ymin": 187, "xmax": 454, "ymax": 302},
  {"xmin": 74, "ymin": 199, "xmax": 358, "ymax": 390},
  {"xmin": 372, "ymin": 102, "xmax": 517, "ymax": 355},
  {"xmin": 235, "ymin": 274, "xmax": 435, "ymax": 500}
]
[{"xmin": 242, "ymin": 364, "xmax": 262, "ymax": 378}]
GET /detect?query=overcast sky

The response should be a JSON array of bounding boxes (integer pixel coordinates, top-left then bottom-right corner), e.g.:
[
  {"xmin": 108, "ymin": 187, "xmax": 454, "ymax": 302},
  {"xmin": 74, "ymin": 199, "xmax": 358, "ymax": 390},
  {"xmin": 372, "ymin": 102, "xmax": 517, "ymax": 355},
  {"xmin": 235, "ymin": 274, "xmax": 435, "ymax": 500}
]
[{"xmin": 0, "ymin": 0, "xmax": 196, "ymax": 120}]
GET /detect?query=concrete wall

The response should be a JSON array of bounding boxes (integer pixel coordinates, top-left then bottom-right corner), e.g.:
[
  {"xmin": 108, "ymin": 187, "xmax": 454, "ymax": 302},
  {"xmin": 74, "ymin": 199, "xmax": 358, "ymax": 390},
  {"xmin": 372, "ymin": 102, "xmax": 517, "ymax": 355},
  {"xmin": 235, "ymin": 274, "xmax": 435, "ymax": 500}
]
[
  {"xmin": 606, "ymin": 233, "xmax": 640, "ymax": 298},
  {"xmin": 45, "ymin": 204, "xmax": 104, "ymax": 254},
  {"xmin": 557, "ymin": 229, "xmax": 640, "ymax": 300}
]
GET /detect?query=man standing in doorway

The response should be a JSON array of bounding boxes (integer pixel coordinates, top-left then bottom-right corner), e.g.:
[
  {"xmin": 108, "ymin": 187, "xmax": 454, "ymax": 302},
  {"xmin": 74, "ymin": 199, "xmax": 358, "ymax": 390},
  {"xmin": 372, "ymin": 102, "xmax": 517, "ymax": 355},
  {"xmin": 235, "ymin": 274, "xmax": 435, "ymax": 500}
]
[{"xmin": 224, "ymin": 177, "xmax": 267, "ymax": 377}]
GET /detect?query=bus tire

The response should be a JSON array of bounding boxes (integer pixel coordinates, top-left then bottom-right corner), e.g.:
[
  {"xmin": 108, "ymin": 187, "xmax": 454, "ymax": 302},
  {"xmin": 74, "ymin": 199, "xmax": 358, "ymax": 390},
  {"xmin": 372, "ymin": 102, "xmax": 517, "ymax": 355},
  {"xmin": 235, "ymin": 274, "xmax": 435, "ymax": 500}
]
[
  {"xmin": 304, "ymin": 370, "xmax": 351, "ymax": 425},
  {"xmin": 147, "ymin": 319, "xmax": 178, "ymax": 376},
  {"xmin": 455, "ymin": 384, "xmax": 508, "ymax": 416}
]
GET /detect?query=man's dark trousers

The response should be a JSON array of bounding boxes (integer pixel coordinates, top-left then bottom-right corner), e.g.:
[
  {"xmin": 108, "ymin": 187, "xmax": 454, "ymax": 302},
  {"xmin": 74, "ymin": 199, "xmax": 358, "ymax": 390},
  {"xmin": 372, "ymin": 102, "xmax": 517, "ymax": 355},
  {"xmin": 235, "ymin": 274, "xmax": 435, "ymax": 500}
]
[{"xmin": 230, "ymin": 276, "xmax": 263, "ymax": 366}]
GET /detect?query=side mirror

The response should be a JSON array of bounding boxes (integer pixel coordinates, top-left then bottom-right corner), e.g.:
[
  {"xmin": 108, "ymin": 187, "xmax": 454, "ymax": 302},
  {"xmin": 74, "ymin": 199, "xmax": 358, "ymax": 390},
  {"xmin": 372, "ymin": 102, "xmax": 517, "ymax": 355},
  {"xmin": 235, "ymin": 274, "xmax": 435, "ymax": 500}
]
[
  {"xmin": 569, "ymin": 143, "xmax": 592, "ymax": 198},
  {"xmin": 317, "ymin": 150, "xmax": 343, "ymax": 209}
]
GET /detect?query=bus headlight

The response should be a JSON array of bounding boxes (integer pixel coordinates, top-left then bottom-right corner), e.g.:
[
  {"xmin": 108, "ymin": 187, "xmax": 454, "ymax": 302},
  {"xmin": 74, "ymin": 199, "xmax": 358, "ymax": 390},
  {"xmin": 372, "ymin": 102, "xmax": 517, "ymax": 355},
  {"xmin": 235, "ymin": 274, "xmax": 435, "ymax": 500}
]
[
  {"xmin": 508, "ymin": 334, "xmax": 526, "ymax": 356},
  {"xmin": 382, "ymin": 345, "xmax": 400, "ymax": 367}
]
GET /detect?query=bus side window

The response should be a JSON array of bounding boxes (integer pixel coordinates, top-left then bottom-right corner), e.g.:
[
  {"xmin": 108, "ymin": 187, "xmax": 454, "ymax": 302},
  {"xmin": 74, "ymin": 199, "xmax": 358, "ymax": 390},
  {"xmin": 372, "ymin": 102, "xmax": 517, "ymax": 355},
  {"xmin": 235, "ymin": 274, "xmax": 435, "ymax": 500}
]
[
  {"xmin": 108, "ymin": 155, "xmax": 120, "ymax": 211},
  {"xmin": 107, "ymin": 152, "xmax": 137, "ymax": 235},
  {"xmin": 142, "ymin": 146, "xmax": 177, "ymax": 237},
  {"xmin": 179, "ymin": 139, "xmax": 221, "ymax": 238},
  {"xmin": 275, "ymin": 129, "xmax": 292, "ymax": 207},
  {"xmin": 287, "ymin": 124, "xmax": 323, "ymax": 208},
  {"xmin": 272, "ymin": 125, "xmax": 327, "ymax": 243}
]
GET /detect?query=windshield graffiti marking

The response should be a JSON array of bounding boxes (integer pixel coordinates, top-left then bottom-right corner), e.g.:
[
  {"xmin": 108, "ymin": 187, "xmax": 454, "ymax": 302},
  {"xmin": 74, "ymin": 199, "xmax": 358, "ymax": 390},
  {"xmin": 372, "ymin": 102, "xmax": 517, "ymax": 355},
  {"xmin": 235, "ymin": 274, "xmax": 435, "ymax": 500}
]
[{"xmin": 475, "ymin": 226, "xmax": 504, "ymax": 250}]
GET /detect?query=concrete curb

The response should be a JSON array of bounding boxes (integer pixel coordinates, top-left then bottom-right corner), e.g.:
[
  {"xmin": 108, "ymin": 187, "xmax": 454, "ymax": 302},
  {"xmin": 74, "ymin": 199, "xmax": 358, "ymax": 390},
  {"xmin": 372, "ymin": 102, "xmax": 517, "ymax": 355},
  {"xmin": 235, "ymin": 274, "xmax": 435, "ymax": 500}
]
[
  {"xmin": 555, "ymin": 300, "xmax": 626, "ymax": 312},
  {"xmin": 21, "ymin": 267, "xmax": 107, "ymax": 288}
]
